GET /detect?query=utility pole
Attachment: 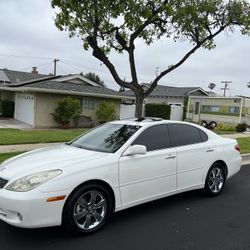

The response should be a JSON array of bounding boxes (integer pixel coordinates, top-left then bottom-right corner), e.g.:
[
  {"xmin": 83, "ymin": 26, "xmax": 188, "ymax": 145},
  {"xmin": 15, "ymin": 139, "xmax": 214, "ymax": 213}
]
[
  {"xmin": 221, "ymin": 80, "xmax": 231, "ymax": 97},
  {"xmin": 53, "ymin": 58, "xmax": 59, "ymax": 76}
]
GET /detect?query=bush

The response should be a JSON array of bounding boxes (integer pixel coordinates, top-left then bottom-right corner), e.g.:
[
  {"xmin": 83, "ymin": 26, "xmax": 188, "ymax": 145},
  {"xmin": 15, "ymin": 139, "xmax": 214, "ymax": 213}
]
[
  {"xmin": 96, "ymin": 101, "xmax": 116, "ymax": 122},
  {"xmin": 1, "ymin": 100, "xmax": 15, "ymax": 117},
  {"xmin": 235, "ymin": 123, "xmax": 247, "ymax": 133},
  {"xmin": 216, "ymin": 123, "xmax": 236, "ymax": 132},
  {"xmin": 52, "ymin": 97, "xmax": 81, "ymax": 127},
  {"xmin": 145, "ymin": 104, "xmax": 171, "ymax": 119}
]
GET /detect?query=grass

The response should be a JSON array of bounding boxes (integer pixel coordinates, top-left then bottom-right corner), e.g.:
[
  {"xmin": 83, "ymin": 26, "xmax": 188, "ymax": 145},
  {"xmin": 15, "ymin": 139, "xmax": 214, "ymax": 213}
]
[
  {"xmin": 236, "ymin": 137, "xmax": 250, "ymax": 154},
  {"xmin": 0, "ymin": 128, "xmax": 89, "ymax": 145},
  {"xmin": 213, "ymin": 129, "xmax": 237, "ymax": 135},
  {"xmin": 0, "ymin": 151, "xmax": 25, "ymax": 163}
]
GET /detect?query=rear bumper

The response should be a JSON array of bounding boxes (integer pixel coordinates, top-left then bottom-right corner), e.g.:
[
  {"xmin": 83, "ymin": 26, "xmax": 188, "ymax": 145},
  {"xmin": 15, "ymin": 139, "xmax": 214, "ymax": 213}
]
[
  {"xmin": 227, "ymin": 155, "xmax": 242, "ymax": 179},
  {"xmin": 0, "ymin": 188, "xmax": 71, "ymax": 228}
]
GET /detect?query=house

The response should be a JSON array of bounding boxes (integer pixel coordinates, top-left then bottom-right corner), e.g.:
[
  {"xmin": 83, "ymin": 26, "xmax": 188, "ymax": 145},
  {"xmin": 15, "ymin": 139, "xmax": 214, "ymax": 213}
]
[
  {"xmin": 186, "ymin": 96, "xmax": 250, "ymax": 126},
  {"xmin": 124, "ymin": 84, "xmax": 208, "ymax": 106},
  {"xmin": 0, "ymin": 68, "xmax": 133, "ymax": 128}
]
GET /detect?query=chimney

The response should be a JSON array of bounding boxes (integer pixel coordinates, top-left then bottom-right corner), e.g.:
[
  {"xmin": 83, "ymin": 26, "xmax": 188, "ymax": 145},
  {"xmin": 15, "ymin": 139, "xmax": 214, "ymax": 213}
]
[{"xmin": 31, "ymin": 66, "xmax": 38, "ymax": 74}]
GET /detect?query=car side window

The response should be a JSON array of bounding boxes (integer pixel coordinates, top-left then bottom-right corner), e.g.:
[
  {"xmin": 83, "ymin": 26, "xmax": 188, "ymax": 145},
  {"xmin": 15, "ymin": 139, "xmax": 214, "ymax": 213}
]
[
  {"xmin": 169, "ymin": 124, "xmax": 206, "ymax": 147},
  {"xmin": 199, "ymin": 130, "xmax": 208, "ymax": 142},
  {"xmin": 132, "ymin": 124, "xmax": 171, "ymax": 151}
]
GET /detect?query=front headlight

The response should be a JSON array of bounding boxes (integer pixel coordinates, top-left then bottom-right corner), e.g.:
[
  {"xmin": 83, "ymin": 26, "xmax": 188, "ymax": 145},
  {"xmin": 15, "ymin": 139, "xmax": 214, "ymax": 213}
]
[{"xmin": 6, "ymin": 169, "xmax": 62, "ymax": 192}]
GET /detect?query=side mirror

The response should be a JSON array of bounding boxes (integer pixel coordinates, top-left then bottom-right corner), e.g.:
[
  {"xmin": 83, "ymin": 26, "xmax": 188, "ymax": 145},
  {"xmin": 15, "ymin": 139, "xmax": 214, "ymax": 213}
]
[{"xmin": 123, "ymin": 145, "xmax": 147, "ymax": 156}]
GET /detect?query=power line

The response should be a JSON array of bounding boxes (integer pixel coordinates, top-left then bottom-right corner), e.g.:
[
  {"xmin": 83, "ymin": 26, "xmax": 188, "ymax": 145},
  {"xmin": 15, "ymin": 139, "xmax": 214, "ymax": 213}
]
[{"xmin": 0, "ymin": 53, "xmax": 54, "ymax": 60}]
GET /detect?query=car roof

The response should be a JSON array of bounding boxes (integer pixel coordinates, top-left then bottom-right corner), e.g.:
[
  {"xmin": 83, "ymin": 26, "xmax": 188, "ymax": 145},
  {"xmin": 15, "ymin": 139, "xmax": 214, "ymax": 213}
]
[
  {"xmin": 109, "ymin": 118, "xmax": 221, "ymax": 139},
  {"xmin": 110, "ymin": 117, "xmax": 193, "ymax": 127}
]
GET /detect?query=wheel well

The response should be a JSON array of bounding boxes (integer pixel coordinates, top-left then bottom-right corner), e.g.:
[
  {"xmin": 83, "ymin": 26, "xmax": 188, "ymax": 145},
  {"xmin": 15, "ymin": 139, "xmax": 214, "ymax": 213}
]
[
  {"xmin": 213, "ymin": 160, "xmax": 228, "ymax": 177},
  {"xmin": 65, "ymin": 180, "xmax": 116, "ymax": 213}
]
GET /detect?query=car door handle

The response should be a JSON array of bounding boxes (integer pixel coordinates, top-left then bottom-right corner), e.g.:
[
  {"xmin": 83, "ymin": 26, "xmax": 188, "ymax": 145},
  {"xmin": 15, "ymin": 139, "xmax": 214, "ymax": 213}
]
[
  {"xmin": 206, "ymin": 149, "xmax": 214, "ymax": 152},
  {"xmin": 165, "ymin": 155, "xmax": 176, "ymax": 160}
]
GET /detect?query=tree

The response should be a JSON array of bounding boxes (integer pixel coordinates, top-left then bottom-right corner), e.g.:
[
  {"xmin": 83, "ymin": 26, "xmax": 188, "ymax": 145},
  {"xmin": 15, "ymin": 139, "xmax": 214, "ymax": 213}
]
[
  {"xmin": 208, "ymin": 82, "xmax": 216, "ymax": 92},
  {"xmin": 51, "ymin": 0, "xmax": 250, "ymax": 118},
  {"xmin": 83, "ymin": 72, "xmax": 105, "ymax": 87}
]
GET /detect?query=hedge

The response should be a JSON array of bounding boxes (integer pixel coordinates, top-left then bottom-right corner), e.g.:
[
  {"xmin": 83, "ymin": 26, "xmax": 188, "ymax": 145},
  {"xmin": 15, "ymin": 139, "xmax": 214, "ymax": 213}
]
[{"xmin": 145, "ymin": 104, "xmax": 171, "ymax": 119}]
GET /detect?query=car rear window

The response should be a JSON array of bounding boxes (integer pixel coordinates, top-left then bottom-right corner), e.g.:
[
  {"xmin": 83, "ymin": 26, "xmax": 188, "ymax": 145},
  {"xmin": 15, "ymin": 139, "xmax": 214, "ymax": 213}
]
[{"xmin": 169, "ymin": 124, "xmax": 206, "ymax": 147}]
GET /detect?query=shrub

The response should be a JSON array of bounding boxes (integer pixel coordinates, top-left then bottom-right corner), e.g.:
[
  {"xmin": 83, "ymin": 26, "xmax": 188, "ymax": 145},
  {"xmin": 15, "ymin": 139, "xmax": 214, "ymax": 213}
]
[
  {"xmin": 1, "ymin": 100, "xmax": 15, "ymax": 117},
  {"xmin": 145, "ymin": 104, "xmax": 171, "ymax": 119},
  {"xmin": 96, "ymin": 101, "xmax": 116, "ymax": 122},
  {"xmin": 52, "ymin": 97, "xmax": 81, "ymax": 127},
  {"xmin": 216, "ymin": 123, "xmax": 236, "ymax": 132},
  {"xmin": 235, "ymin": 123, "xmax": 247, "ymax": 133}
]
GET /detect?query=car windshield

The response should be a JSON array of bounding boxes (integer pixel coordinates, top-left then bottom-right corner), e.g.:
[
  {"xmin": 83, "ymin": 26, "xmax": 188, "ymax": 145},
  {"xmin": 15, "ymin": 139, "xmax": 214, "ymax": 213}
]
[{"xmin": 70, "ymin": 123, "xmax": 141, "ymax": 153}]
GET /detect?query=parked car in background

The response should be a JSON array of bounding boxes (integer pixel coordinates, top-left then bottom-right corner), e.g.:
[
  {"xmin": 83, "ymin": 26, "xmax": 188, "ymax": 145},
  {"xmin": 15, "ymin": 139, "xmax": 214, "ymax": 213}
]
[{"xmin": 0, "ymin": 118, "xmax": 241, "ymax": 234}]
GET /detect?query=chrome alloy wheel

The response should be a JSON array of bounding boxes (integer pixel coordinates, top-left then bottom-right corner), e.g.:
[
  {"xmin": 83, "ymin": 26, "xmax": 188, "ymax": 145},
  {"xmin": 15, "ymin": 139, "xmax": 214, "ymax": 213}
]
[
  {"xmin": 208, "ymin": 167, "xmax": 224, "ymax": 193},
  {"xmin": 73, "ymin": 190, "xmax": 107, "ymax": 230}
]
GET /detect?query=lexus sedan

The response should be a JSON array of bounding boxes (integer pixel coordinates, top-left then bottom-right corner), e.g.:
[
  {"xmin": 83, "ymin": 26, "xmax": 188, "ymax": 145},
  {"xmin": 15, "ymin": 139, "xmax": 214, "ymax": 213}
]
[{"xmin": 0, "ymin": 118, "xmax": 241, "ymax": 234}]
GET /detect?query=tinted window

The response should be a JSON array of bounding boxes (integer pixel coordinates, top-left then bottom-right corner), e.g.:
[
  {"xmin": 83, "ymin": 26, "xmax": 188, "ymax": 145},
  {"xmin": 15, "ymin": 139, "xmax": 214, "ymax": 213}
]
[
  {"xmin": 199, "ymin": 130, "xmax": 208, "ymax": 142},
  {"xmin": 71, "ymin": 124, "xmax": 140, "ymax": 153},
  {"xmin": 132, "ymin": 125, "xmax": 171, "ymax": 151},
  {"xmin": 170, "ymin": 124, "xmax": 204, "ymax": 147}
]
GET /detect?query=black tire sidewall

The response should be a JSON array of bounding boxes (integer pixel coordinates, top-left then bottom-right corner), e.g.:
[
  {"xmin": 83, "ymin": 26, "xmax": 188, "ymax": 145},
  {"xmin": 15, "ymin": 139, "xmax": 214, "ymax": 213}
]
[{"xmin": 62, "ymin": 184, "xmax": 113, "ymax": 235}]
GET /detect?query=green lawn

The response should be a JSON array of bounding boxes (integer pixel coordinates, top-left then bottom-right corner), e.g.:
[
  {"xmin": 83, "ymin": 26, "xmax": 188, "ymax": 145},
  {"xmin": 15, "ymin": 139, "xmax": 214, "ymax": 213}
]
[
  {"xmin": 213, "ymin": 129, "xmax": 236, "ymax": 135},
  {"xmin": 0, "ymin": 151, "xmax": 26, "ymax": 163},
  {"xmin": 0, "ymin": 128, "xmax": 89, "ymax": 145},
  {"xmin": 236, "ymin": 137, "xmax": 250, "ymax": 154}
]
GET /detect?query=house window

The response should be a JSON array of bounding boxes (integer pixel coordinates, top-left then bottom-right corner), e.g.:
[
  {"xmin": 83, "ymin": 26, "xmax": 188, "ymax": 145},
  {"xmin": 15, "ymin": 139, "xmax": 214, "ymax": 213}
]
[
  {"xmin": 229, "ymin": 107, "xmax": 240, "ymax": 113},
  {"xmin": 83, "ymin": 98, "xmax": 95, "ymax": 110},
  {"xmin": 202, "ymin": 105, "xmax": 220, "ymax": 112}
]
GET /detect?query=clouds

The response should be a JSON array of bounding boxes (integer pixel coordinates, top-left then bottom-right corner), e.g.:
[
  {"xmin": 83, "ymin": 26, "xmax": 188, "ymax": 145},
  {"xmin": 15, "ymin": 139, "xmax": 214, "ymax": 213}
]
[{"xmin": 0, "ymin": 0, "xmax": 250, "ymax": 96}]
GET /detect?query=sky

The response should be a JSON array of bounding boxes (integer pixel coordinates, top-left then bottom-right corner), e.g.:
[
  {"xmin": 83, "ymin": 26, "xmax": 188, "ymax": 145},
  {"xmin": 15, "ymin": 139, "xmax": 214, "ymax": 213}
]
[{"xmin": 1, "ymin": 0, "xmax": 250, "ymax": 96}]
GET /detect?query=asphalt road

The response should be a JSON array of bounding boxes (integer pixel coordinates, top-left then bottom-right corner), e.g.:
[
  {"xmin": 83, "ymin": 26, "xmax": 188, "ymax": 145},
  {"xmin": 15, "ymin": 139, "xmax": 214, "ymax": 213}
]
[{"xmin": 1, "ymin": 166, "xmax": 250, "ymax": 250}]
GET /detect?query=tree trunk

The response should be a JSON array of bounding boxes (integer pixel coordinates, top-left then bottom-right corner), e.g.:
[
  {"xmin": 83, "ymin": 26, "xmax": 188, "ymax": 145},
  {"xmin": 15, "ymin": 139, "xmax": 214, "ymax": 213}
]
[{"xmin": 135, "ymin": 94, "xmax": 144, "ymax": 118}]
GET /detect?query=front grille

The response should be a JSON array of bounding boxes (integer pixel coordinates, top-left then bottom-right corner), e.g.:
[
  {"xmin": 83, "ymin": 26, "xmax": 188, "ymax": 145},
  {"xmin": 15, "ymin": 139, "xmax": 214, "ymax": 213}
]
[{"xmin": 0, "ymin": 178, "xmax": 8, "ymax": 189}]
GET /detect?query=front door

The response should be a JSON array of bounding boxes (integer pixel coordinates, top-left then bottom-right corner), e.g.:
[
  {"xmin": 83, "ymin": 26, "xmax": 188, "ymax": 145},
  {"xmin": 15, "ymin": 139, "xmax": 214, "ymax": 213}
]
[{"xmin": 119, "ymin": 124, "xmax": 177, "ymax": 206}]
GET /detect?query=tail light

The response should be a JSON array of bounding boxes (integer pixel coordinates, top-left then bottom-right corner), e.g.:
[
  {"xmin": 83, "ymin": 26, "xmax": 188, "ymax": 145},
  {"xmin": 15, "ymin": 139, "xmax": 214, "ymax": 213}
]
[{"xmin": 235, "ymin": 144, "xmax": 240, "ymax": 152}]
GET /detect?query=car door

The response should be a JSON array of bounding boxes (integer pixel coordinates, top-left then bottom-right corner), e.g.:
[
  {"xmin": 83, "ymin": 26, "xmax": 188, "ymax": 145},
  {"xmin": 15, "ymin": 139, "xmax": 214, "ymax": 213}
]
[
  {"xmin": 169, "ymin": 124, "xmax": 212, "ymax": 190},
  {"xmin": 119, "ymin": 124, "xmax": 177, "ymax": 206}
]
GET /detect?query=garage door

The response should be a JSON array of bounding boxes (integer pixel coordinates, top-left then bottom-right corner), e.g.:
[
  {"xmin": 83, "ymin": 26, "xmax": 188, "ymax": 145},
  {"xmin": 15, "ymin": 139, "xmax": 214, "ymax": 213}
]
[{"xmin": 14, "ymin": 93, "xmax": 35, "ymax": 126}]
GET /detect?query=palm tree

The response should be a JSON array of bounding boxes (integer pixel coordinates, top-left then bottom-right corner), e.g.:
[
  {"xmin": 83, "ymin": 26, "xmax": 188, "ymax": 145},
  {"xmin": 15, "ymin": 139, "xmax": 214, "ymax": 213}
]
[{"xmin": 208, "ymin": 83, "xmax": 216, "ymax": 93}]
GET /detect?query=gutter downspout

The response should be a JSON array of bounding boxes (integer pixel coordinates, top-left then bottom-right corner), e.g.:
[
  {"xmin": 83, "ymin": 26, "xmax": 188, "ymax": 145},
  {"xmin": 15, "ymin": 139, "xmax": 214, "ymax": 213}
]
[{"xmin": 239, "ymin": 97, "xmax": 243, "ymax": 123}]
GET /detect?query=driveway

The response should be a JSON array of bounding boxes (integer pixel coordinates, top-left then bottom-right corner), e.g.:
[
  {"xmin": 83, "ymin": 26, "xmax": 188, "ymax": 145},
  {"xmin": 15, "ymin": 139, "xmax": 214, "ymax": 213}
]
[
  {"xmin": 0, "ymin": 165, "xmax": 249, "ymax": 250},
  {"xmin": 0, "ymin": 119, "xmax": 32, "ymax": 129}
]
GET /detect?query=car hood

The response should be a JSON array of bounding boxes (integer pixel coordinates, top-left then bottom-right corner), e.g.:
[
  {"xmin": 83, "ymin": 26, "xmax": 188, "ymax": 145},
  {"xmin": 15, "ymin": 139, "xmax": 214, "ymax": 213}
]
[{"xmin": 0, "ymin": 144, "xmax": 109, "ymax": 180}]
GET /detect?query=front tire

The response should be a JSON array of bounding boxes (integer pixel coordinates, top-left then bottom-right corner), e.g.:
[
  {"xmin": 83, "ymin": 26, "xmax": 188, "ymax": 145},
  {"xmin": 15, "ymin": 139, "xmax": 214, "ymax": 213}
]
[
  {"xmin": 204, "ymin": 163, "xmax": 226, "ymax": 196},
  {"xmin": 62, "ymin": 184, "xmax": 113, "ymax": 235}
]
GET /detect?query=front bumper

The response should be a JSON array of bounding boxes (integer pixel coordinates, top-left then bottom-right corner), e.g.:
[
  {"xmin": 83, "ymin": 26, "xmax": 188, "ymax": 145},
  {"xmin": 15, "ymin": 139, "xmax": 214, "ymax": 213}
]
[{"xmin": 0, "ymin": 188, "xmax": 71, "ymax": 228}]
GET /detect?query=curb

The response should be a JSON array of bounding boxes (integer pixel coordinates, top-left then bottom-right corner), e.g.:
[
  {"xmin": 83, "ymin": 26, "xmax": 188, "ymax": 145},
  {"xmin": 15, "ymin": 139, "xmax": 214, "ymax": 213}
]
[{"xmin": 241, "ymin": 153, "xmax": 250, "ymax": 165}]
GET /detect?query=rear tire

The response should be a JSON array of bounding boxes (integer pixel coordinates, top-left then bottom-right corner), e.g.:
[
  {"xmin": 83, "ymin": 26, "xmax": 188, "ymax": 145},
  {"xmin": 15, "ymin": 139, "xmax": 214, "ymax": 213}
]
[
  {"xmin": 204, "ymin": 163, "xmax": 226, "ymax": 196},
  {"xmin": 62, "ymin": 184, "xmax": 113, "ymax": 235}
]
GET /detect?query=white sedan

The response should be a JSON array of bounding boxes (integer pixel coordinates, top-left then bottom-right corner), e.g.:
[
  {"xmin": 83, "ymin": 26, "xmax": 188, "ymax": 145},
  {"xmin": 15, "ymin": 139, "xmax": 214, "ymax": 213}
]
[{"xmin": 0, "ymin": 118, "xmax": 241, "ymax": 234}]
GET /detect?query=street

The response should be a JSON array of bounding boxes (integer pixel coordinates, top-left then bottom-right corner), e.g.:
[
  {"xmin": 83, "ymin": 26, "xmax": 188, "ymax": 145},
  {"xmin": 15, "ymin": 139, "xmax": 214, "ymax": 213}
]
[{"xmin": 1, "ymin": 165, "xmax": 250, "ymax": 250}]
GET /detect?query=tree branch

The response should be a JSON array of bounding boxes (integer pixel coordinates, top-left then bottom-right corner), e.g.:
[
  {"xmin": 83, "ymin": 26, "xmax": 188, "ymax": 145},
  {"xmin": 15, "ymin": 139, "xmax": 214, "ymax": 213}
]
[
  {"xmin": 144, "ymin": 26, "xmax": 227, "ymax": 97},
  {"xmin": 87, "ymin": 36, "xmax": 137, "ymax": 91}
]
